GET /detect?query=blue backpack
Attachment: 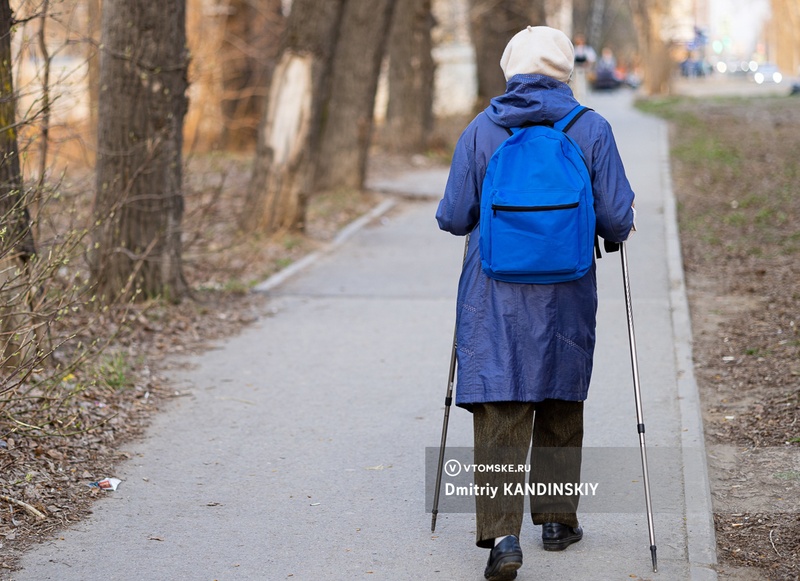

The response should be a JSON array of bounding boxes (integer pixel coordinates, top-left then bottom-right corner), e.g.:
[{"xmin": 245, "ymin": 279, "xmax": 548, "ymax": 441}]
[{"xmin": 479, "ymin": 106, "xmax": 595, "ymax": 284}]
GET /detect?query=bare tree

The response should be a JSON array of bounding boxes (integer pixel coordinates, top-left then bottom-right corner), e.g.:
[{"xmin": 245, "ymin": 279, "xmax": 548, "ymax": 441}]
[
  {"xmin": 313, "ymin": 0, "xmax": 397, "ymax": 191},
  {"xmin": 0, "ymin": 0, "xmax": 37, "ymax": 368},
  {"xmin": 91, "ymin": 0, "xmax": 189, "ymax": 302},
  {"xmin": 628, "ymin": 0, "xmax": 672, "ymax": 95},
  {"xmin": 587, "ymin": 0, "xmax": 605, "ymax": 52},
  {"xmin": 86, "ymin": 0, "xmax": 102, "ymax": 151},
  {"xmin": 384, "ymin": 0, "xmax": 435, "ymax": 153},
  {"xmin": 219, "ymin": 0, "xmax": 284, "ymax": 150},
  {"xmin": 545, "ymin": 0, "xmax": 572, "ymax": 37},
  {"xmin": 243, "ymin": 0, "xmax": 345, "ymax": 234},
  {"xmin": 468, "ymin": 0, "xmax": 547, "ymax": 109},
  {"xmin": 245, "ymin": 0, "xmax": 399, "ymax": 234},
  {"xmin": 769, "ymin": 0, "xmax": 800, "ymax": 78}
]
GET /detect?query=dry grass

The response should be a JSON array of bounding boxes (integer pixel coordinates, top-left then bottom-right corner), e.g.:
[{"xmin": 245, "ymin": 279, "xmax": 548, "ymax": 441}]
[{"xmin": 640, "ymin": 94, "xmax": 800, "ymax": 581}]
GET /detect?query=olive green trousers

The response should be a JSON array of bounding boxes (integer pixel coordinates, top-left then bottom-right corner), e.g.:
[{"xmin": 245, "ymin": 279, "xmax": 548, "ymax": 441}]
[{"xmin": 473, "ymin": 400, "xmax": 584, "ymax": 548}]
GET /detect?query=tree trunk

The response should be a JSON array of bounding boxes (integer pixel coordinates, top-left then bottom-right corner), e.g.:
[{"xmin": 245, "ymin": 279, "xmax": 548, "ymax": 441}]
[
  {"xmin": 243, "ymin": 0, "xmax": 345, "ymax": 235},
  {"xmin": 86, "ymin": 0, "xmax": 102, "ymax": 156},
  {"xmin": 91, "ymin": 0, "xmax": 189, "ymax": 302},
  {"xmin": 219, "ymin": 0, "xmax": 283, "ymax": 150},
  {"xmin": 468, "ymin": 0, "xmax": 547, "ymax": 110},
  {"xmin": 629, "ymin": 0, "xmax": 672, "ymax": 96},
  {"xmin": 0, "ymin": 0, "xmax": 36, "ymax": 368},
  {"xmin": 313, "ymin": 0, "xmax": 397, "ymax": 192},
  {"xmin": 546, "ymin": 0, "xmax": 572, "ymax": 37},
  {"xmin": 384, "ymin": 0, "xmax": 435, "ymax": 153},
  {"xmin": 770, "ymin": 0, "xmax": 800, "ymax": 81},
  {"xmin": 587, "ymin": 0, "xmax": 605, "ymax": 53}
]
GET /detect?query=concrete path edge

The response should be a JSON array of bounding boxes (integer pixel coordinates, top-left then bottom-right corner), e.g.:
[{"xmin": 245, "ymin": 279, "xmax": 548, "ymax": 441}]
[
  {"xmin": 253, "ymin": 198, "xmax": 397, "ymax": 293},
  {"xmin": 660, "ymin": 121, "xmax": 719, "ymax": 580}
]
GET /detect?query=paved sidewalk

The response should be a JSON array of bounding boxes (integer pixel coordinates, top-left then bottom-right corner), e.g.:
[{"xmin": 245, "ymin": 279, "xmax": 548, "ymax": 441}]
[{"xmin": 12, "ymin": 91, "xmax": 716, "ymax": 580}]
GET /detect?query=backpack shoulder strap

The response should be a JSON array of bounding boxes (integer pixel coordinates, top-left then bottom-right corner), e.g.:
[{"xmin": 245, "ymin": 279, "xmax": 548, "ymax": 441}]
[
  {"xmin": 554, "ymin": 105, "xmax": 603, "ymax": 260},
  {"xmin": 554, "ymin": 105, "xmax": 592, "ymax": 133}
]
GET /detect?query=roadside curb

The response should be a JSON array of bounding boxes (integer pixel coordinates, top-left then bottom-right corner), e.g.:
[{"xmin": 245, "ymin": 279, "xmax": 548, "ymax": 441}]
[
  {"xmin": 253, "ymin": 198, "xmax": 397, "ymax": 294},
  {"xmin": 660, "ymin": 117, "xmax": 719, "ymax": 581}
]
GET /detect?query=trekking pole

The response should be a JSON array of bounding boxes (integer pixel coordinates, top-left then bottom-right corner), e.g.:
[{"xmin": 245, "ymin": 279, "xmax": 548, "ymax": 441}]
[
  {"xmin": 431, "ymin": 234, "xmax": 470, "ymax": 533},
  {"xmin": 620, "ymin": 241, "xmax": 658, "ymax": 572}
]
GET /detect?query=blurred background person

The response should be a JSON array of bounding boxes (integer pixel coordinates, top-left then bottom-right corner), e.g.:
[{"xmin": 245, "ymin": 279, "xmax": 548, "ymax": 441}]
[{"xmin": 572, "ymin": 34, "xmax": 596, "ymax": 99}]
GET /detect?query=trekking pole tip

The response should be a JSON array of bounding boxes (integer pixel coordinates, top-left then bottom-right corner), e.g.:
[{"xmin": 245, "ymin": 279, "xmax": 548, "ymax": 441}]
[
  {"xmin": 650, "ymin": 545, "xmax": 657, "ymax": 572},
  {"xmin": 431, "ymin": 511, "xmax": 438, "ymax": 533}
]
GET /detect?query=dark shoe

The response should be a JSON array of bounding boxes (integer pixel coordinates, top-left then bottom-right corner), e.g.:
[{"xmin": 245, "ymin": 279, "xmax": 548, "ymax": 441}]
[
  {"xmin": 542, "ymin": 522, "xmax": 583, "ymax": 551},
  {"xmin": 484, "ymin": 535, "xmax": 523, "ymax": 581}
]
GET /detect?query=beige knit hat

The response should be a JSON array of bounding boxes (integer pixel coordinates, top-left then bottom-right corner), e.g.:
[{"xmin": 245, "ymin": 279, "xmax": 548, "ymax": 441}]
[{"xmin": 500, "ymin": 26, "xmax": 575, "ymax": 83}]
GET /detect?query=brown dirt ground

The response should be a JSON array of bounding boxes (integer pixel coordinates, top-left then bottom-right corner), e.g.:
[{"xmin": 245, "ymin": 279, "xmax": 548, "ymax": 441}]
[
  {"xmin": 654, "ymin": 95, "xmax": 799, "ymax": 580},
  {"xmin": 1, "ymin": 97, "xmax": 798, "ymax": 580},
  {"xmin": 0, "ymin": 152, "xmax": 382, "ymax": 575}
]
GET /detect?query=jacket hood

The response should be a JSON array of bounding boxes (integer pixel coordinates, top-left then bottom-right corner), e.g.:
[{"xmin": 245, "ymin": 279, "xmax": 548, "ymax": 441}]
[{"xmin": 484, "ymin": 74, "xmax": 579, "ymax": 128}]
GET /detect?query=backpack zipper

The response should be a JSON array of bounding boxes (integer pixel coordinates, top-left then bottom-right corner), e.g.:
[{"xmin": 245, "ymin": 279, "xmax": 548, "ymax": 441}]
[{"xmin": 492, "ymin": 202, "xmax": 579, "ymax": 213}]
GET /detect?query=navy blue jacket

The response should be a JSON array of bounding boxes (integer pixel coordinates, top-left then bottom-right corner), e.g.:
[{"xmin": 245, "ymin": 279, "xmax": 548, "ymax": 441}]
[{"xmin": 436, "ymin": 74, "xmax": 635, "ymax": 409}]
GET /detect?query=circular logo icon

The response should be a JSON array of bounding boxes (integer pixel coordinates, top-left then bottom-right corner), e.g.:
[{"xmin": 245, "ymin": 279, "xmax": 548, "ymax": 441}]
[{"xmin": 444, "ymin": 459, "xmax": 461, "ymax": 477}]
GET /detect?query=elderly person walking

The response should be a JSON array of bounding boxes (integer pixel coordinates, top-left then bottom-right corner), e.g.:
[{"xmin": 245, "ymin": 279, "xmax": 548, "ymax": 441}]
[{"xmin": 436, "ymin": 26, "xmax": 636, "ymax": 581}]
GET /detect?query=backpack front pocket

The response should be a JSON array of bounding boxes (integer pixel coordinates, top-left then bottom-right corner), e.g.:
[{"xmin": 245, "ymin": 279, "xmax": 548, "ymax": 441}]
[{"xmin": 486, "ymin": 188, "xmax": 583, "ymax": 276}]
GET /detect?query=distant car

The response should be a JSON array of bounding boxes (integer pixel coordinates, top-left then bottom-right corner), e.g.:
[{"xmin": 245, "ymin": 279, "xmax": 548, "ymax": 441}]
[
  {"xmin": 750, "ymin": 63, "xmax": 783, "ymax": 84},
  {"xmin": 591, "ymin": 65, "xmax": 622, "ymax": 91}
]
